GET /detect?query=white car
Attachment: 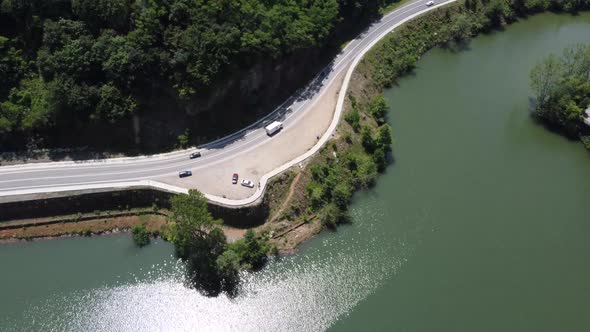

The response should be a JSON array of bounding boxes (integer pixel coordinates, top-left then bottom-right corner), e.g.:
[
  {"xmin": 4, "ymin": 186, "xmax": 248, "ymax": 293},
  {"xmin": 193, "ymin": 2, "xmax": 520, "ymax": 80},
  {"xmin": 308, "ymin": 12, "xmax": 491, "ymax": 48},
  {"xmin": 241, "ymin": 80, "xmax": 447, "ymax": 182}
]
[
  {"xmin": 241, "ymin": 179, "xmax": 255, "ymax": 188},
  {"xmin": 426, "ymin": 0, "xmax": 435, "ymax": 6}
]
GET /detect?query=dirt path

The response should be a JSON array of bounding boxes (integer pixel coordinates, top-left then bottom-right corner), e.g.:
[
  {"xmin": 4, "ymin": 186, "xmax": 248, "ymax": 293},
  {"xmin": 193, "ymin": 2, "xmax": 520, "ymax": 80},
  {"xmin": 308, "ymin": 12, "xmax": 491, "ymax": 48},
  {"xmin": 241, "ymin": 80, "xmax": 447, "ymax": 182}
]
[{"xmin": 269, "ymin": 172, "xmax": 302, "ymax": 222}]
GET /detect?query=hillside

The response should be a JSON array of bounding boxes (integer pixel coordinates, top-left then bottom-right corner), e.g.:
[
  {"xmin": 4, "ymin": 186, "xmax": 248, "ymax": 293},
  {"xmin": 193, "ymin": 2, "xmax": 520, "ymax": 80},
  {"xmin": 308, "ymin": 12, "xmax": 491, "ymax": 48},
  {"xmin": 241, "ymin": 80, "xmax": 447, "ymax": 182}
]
[{"xmin": 0, "ymin": 0, "xmax": 396, "ymax": 154}]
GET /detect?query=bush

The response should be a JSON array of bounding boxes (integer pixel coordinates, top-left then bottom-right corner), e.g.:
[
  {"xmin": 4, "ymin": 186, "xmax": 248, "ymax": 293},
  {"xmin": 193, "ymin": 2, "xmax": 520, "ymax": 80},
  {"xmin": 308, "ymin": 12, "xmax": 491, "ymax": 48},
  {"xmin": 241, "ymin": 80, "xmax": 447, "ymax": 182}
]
[
  {"xmin": 344, "ymin": 107, "xmax": 361, "ymax": 131},
  {"xmin": 333, "ymin": 183, "xmax": 354, "ymax": 208},
  {"xmin": 177, "ymin": 129, "xmax": 191, "ymax": 149},
  {"xmin": 344, "ymin": 131, "xmax": 353, "ymax": 144},
  {"xmin": 307, "ymin": 181, "xmax": 325, "ymax": 210},
  {"xmin": 373, "ymin": 147, "xmax": 388, "ymax": 173},
  {"xmin": 227, "ymin": 230, "xmax": 269, "ymax": 271},
  {"xmin": 361, "ymin": 126, "xmax": 375, "ymax": 152},
  {"xmin": 132, "ymin": 224, "xmax": 151, "ymax": 247},
  {"xmin": 368, "ymin": 95, "xmax": 388, "ymax": 125},
  {"xmin": 320, "ymin": 203, "xmax": 349, "ymax": 229},
  {"xmin": 376, "ymin": 124, "xmax": 393, "ymax": 150}
]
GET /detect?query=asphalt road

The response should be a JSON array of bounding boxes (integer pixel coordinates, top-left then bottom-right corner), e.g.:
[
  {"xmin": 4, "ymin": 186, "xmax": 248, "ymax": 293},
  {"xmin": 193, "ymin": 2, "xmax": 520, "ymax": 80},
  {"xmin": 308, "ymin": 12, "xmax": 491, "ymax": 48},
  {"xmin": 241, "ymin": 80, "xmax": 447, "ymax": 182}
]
[{"xmin": 0, "ymin": 0, "xmax": 452, "ymax": 198}]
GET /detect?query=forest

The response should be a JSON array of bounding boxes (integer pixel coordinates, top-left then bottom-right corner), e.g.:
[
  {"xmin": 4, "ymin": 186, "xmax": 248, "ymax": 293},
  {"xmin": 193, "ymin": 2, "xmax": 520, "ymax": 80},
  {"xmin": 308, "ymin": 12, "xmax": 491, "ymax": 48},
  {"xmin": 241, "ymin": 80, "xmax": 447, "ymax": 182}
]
[{"xmin": 0, "ymin": 0, "xmax": 395, "ymax": 154}]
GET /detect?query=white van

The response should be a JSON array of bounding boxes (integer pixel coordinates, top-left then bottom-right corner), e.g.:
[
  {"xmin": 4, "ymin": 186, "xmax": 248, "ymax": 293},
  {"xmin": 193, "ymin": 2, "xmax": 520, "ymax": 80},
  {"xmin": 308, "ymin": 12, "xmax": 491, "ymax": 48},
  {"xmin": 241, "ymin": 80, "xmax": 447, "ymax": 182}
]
[{"xmin": 265, "ymin": 121, "xmax": 283, "ymax": 136}]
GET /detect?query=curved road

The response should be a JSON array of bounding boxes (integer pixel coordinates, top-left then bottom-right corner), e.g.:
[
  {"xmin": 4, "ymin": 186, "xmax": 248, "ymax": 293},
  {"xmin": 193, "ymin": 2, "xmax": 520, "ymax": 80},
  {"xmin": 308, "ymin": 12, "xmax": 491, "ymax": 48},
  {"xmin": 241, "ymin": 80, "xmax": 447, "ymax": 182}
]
[{"xmin": 0, "ymin": 0, "xmax": 454, "ymax": 204}]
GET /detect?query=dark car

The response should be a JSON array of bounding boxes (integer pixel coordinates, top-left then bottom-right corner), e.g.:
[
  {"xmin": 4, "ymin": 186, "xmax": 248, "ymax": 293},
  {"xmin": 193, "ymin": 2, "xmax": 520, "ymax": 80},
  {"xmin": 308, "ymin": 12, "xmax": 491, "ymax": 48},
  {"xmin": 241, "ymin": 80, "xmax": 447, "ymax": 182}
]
[
  {"xmin": 232, "ymin": 173, "xmax": 238, "ymax": 184},
  {"xmin": 179, "ymin": 170, "xmax": 192, "ymax": 178},
  {"xmin": 189, "ymin": 152, "xmax": 201, "ymax": 159}
]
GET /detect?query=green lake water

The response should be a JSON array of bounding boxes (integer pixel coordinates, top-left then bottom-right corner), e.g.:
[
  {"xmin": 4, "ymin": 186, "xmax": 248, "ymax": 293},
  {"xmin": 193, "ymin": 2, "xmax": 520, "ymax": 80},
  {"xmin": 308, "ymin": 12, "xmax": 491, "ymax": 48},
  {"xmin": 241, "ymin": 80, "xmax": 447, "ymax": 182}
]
[{"xmin": 1, "ymin": 12, "xmax": 590, "ymax": 331}]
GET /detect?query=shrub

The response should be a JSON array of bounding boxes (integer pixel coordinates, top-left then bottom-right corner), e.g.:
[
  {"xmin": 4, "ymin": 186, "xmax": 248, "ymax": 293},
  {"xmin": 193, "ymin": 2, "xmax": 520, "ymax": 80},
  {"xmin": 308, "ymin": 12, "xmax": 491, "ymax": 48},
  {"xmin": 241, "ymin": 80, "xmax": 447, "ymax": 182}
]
[
  {"xmin": 344, "ymin": 131, "xmax": 353, "ymax": 144},
  {"xmin": 361, "ymin": 126, "xmax": 375, "ymax": 152},
  {"xmin": 177, "ymin": 129, "xmax": 190, "ymax": 148},
  {"xmin": 344, "ymin": 107, "xmax": 361, "ymax": 131},
  {"xmin": 227, "ymin": 230, "xmax": 269, "ymax": 270},
  {"xmin": 373, "ymin": 147, "xmax": 388, "ymax": 173},
  {"xmin": 132, "ymin": 224, "xmax": 151, "ymax": 247},
  {"xmin": 320, "ymin": 204, "xmax": 349, "ymax": 229},
  {"xmin": 307, "ymin": 182, "xmax": 325, "ymax": 210},
  {"xmin": 333, "ymin": 183, "xmax": 354, "ymax": 209},
  {"xmin": 368, "ymin": 95, "xmax": 388, "ymax": 125},
  {"xmin": 376, "ymin": 124, "xmax": 393, "ymax": 150}
]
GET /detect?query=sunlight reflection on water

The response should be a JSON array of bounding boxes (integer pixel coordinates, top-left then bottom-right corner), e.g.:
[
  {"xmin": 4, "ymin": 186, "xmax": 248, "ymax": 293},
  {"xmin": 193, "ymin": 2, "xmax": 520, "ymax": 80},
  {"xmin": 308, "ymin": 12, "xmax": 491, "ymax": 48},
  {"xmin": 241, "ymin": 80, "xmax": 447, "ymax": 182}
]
[{"xmin": 19, "ymin": 205, "xmax": 413, "ymax": 332}]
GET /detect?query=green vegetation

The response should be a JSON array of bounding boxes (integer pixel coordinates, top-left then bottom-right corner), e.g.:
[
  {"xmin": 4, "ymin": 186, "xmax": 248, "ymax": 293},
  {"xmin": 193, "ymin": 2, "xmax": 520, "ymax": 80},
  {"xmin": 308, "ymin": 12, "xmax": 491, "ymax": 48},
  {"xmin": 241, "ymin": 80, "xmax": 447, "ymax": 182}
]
[
  {"xmin": 131, "ymin": 224, "xmax": 150, "ymax": 247},
  {"xmin": 300, "ymin": 0, "xmax": 590, "ymax": 235},
  {"xmin": 530, "ymin": 44, "xmax": 590, "ymax": 143},
  {"xmin": 224, "ymin": 229, "xmax": 270, "ymax": 270},
  {"xmin": 306, "ymin": 99, "xmax": 393, "ymax": 229},
  {"xmin": 167, "ymin": 190, "xmax": 269, "ymax": 295},
  {"xmin": 0, "ymin": 0, "xmax": 402, "ymax": 152},
  {"xmin": 362, "ymin": 0, "xmax": 590, "ymax": 92}
]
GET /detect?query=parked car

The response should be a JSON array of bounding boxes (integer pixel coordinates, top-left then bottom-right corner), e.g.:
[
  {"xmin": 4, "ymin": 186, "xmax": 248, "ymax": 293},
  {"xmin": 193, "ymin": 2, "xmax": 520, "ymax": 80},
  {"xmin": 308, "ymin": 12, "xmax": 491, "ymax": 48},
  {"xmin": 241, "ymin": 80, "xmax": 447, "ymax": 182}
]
[
  {"xmin": 426, "ymin": 0, "xmax": 435, "ymax": 6},
  {"xmin": 179, "ymin": 170, "xmax": 192, "ymax": 178},
  {"xmin": 232, "ymin": 173, "xmax": 239, "ymax": 184},
  {"xmin": 241, "ymin": 179, "xmax": 255, "ymax": 188},
  {"xmin": 189, "ymin": 151, "xmax": 201, "ymax": 159}
]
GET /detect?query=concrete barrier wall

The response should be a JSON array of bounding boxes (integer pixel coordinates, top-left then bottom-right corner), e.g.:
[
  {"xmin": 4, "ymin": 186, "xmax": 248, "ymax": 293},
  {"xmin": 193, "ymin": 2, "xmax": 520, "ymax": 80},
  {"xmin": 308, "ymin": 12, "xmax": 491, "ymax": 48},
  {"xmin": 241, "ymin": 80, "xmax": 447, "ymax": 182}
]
[{"xmin": 0, "ymin": 188, "xmax": 268, "ymax": 228}]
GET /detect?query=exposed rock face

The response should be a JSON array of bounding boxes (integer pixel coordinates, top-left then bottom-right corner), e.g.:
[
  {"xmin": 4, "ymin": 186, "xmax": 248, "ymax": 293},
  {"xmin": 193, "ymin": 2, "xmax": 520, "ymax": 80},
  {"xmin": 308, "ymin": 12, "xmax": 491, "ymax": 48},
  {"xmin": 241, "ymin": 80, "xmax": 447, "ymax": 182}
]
[{"xmin": 132, "ymin": 48, "xmax": 327, "ymax": 150}]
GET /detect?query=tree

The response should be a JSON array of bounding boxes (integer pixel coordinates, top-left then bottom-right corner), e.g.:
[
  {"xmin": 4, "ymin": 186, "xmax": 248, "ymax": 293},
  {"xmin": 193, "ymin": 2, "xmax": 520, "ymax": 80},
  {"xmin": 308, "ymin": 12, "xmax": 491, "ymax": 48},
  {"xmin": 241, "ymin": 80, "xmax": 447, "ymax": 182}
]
[
  {"xmin": 0, "ymin": 36, "xmax": 29, "ymax": 99},
  {"xmin": 561, "ymin": 44, "xmax": 590, "ymax": 78},
  {"xmin": 215, "ymin": 249, "xmax": 240, "ymax": 292},
  {"xmin": 168, "ymin": 189, "xmax": 223, "ymax": 257},
  {"xmin": 530, "ymin": 54, "xmax": 563, "ymax": 106},
  {"xmin": 72, "ymin": 0, "xmax": 131, "ymax": 31},
  {"xmin": 530, "ymin": 43, "xmax": 590, "ymax": 140},
  {"xmin": 373, "ymin": 146, "xmax": 388, "ymax": 172},
  {"xmin": 95, "ymin": 83, "xmax": 136, "ymax": 122},
  {"xmin": 1, "ymin": 78, "xmax": 51, "ymax": 130},
  {"xmin": 169, "ymin": 190, "xmax": 229, "ymax": 295},
  {"xmin": 449, "ymin": 13, "xmax": 473, "ymax": 41},
  {"xmin": 376, "ymin": 124, "xmax": 393, "ymax": 151}
]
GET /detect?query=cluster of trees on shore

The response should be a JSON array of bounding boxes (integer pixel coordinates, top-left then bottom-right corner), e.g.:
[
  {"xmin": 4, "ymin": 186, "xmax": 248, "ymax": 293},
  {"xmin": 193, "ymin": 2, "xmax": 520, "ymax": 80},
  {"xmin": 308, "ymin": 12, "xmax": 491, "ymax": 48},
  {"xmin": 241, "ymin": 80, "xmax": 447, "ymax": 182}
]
[
  {"xmin": 306, "ymin": 94, "xmax": 393, "ymax": 229},
  {"xmin": 530, "ymin": 44, "xmax": 590, "ymax": 144},
  {"xmin": 166, "ymin": 190, "xmax": 271, "ymax": 295},
  {"xmin": 0, "ymin": 0, "xmax": 397, "ymax": 152}
]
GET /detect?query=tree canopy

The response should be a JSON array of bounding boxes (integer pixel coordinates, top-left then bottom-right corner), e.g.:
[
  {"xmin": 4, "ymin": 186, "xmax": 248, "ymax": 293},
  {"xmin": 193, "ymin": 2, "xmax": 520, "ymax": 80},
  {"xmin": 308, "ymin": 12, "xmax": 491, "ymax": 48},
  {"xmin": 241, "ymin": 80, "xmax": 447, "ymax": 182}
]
[
  {"xmin": 167, "ymin": 189, "xmax": 270, "ymax": 295},
  {"xmin": 530, "ymin": 44, "xmax": 590, "ymax": 137},
  {"xmin": 0, "ymin": 0, "xmax": 393, "ymax": 152}
]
